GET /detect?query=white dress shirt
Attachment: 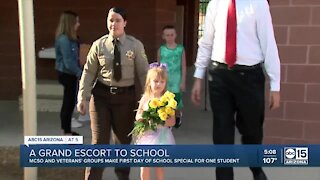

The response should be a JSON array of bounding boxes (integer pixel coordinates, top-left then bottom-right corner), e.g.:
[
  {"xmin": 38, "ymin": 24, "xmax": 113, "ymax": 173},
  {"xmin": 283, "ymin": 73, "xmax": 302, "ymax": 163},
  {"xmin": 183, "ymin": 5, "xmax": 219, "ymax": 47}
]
[{"xmin": 194, "ymin": 0, "xmax": 280, "ymax": 91}]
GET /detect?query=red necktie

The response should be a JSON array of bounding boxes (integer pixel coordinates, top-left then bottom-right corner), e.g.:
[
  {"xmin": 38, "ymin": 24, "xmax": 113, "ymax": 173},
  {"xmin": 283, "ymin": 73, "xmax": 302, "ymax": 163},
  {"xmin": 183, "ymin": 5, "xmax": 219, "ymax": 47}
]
[{"xmin": 225, "ymin": 0, "xmax": 237, "ymax": 67}]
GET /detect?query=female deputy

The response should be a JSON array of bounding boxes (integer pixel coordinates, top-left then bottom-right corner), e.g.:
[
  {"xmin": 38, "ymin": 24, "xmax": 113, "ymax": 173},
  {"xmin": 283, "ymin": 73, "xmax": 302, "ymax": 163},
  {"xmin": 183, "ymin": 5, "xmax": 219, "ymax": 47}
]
[{"xmin": 77, "ymin": 7, "xmax": 149, "ymax": 180}]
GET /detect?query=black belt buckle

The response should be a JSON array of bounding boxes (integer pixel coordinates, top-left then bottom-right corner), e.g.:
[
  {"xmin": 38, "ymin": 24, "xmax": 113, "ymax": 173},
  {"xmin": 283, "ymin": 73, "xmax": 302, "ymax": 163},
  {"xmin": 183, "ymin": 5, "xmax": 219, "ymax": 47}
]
[{"xmin": 110, "ymin": 87, "xmax": 118, "ymax": 94}]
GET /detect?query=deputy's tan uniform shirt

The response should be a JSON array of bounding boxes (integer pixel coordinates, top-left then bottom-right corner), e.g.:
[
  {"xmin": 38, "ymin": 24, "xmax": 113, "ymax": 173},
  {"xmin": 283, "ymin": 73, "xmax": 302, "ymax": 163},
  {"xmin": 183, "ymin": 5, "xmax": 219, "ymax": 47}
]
[{"xmin": 78, "ymin": 33, "xmax": 149, "ymax": 102}]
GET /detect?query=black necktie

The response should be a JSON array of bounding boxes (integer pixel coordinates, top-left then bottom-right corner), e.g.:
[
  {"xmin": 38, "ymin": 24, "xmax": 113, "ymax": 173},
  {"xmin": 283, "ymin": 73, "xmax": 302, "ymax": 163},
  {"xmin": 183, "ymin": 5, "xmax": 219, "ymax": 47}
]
[{"xmin": 113, "ymin": 39, "xmax": 121, "ymax": 81}]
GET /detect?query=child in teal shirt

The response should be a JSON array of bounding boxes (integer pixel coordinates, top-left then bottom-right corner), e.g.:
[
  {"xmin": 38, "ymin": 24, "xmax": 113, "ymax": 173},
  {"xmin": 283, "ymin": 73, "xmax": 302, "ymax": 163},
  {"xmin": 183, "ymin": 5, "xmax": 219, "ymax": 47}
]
[{"xmin": 157, "ymin": 25, "xmax": 186, "ymax": 128}]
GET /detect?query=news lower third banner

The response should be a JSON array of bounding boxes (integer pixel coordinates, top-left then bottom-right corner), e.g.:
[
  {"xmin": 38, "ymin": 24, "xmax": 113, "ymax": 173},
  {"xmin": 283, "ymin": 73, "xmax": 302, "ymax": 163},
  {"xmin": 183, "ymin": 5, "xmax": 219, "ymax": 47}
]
[{"xmin": 20, "ymin": 144, "xmax": 320, "ymax": 167}]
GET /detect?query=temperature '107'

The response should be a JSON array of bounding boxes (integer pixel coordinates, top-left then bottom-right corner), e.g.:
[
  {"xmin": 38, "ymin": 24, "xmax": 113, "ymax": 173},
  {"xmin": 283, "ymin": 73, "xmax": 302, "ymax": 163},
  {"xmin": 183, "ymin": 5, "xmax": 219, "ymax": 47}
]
[{"xmin": 262, "ymin": 157, "xmax": 277, "ymax": 164}]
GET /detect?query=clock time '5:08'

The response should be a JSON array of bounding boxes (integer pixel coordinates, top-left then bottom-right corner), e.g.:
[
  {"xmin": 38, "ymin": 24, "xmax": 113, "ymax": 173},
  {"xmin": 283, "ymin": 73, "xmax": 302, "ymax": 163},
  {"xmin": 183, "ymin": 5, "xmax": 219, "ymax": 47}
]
[{"xmin": 264, "ymin": 149, "xmax": 276, "ymax": 155}]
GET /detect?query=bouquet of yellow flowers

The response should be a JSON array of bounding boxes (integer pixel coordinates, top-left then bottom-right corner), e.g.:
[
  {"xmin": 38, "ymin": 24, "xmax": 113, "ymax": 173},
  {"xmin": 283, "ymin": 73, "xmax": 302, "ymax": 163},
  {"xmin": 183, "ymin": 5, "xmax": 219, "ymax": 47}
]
[{"xmin": 129, "ymin": 91, "xmax": 177, "ymax": 137}]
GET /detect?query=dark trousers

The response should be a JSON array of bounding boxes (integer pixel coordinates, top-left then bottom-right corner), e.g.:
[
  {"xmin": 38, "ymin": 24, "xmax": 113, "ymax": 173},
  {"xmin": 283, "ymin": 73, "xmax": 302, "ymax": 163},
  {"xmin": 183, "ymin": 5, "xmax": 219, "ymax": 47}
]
[
  {"xmin": 208, "ymin": 62, "xmax": 265, "ymax": 180},
  {"xmin": 85, "ymin": 81, "xmax": 136, "ymax": 180},
  {"xmin": 58, "ymin": 72, "xmax": 78, "ymax": 134}
]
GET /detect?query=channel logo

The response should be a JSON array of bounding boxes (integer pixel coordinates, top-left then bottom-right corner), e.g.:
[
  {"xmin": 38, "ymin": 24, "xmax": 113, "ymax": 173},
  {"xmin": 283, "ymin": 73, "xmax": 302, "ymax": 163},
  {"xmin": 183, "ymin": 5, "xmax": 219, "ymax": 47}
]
[{"xmin": 283, "ymin": 147, "xmax": 308, "ymax": 165}]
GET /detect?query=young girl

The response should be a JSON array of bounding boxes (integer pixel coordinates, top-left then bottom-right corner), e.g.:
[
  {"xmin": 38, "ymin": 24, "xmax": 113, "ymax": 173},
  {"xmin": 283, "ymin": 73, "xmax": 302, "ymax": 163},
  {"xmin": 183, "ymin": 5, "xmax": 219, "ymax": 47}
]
[
  {"xmin": 135, "ymin": 63, "xmax": 176, "ymax": 180},
  {"xmin": 157, "ymin": 25, "xmax": 186, "ymax": 128}
]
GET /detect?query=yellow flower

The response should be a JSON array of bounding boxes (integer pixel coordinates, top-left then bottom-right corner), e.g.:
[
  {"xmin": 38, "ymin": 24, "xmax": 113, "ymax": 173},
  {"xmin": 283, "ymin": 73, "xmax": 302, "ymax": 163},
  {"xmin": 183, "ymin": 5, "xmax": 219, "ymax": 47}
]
[
  {"xmin": 159, "ymin": 111, "xmax": 168, "ymax": 121},
  {"xmin": 167, "ymin": 99, "xmax": 177, "ymax": 109},
  {"xmin": 157, "ymin": 107, "xmax": 166, "ymax": 114},
  {"xmin": 160, "ymin": 94, "xmax": 169, "ymax": 103},
  {"xmin": 165, "ymin": 107, "xmax": 175, "ymax": 116},
  {"xmin": 149, "ymin": 98, "xmax": 159, "ymax": 109},
  {"xmin": 164, "ymin": 91, "xmax": 175, "ymax": 100},
  {"xmin": 158, "ymin": 100, "xmax": 165, "ymax": 106}
]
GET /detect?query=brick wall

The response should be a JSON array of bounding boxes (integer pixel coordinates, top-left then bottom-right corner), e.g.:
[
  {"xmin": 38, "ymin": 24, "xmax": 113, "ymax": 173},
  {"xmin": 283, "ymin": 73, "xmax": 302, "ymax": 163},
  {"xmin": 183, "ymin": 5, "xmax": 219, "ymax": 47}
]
[
  {"xmin": 154, "ymin": 0, "xmax": 176, "ymax": 61},
  {"xmin": 0, "ymin": 1, "xmax": 22, "ymax": 99},
  {"xmin": 264, "ymin": 0, "xmax": 320, "ymax": 144}
]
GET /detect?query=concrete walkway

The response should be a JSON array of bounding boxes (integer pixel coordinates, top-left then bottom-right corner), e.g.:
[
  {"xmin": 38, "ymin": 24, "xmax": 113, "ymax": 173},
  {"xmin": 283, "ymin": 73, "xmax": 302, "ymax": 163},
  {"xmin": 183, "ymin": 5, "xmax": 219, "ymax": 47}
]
[{"xmin": 1, "ymin": 67, "xmax": 319, "ymax": 179}]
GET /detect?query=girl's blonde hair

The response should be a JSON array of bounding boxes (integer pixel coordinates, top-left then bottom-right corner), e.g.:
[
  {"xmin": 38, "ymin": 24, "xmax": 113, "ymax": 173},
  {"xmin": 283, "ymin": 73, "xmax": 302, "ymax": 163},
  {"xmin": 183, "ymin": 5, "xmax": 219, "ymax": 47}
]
[
  {"xmin": 55, "ymin": 11, "xmax": 78, "ymax": 40},
  {"xmin": 143, "ymin": 66, "xmax": 168, "ymax": 98}
]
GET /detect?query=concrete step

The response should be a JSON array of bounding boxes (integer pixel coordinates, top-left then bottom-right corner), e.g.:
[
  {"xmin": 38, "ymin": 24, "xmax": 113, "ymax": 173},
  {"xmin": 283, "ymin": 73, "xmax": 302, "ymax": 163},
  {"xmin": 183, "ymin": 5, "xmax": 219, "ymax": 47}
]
[
  {"xmin": 19, "ymin": 80, "xmax": 64, "ymax": 112},
  {"xmin": 37, "ymin": 80, "xmax": 63, "ymax": 97},
  {"xmin": 19, "ymin": 97, "xmax": 62, "ymax": 112}
]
